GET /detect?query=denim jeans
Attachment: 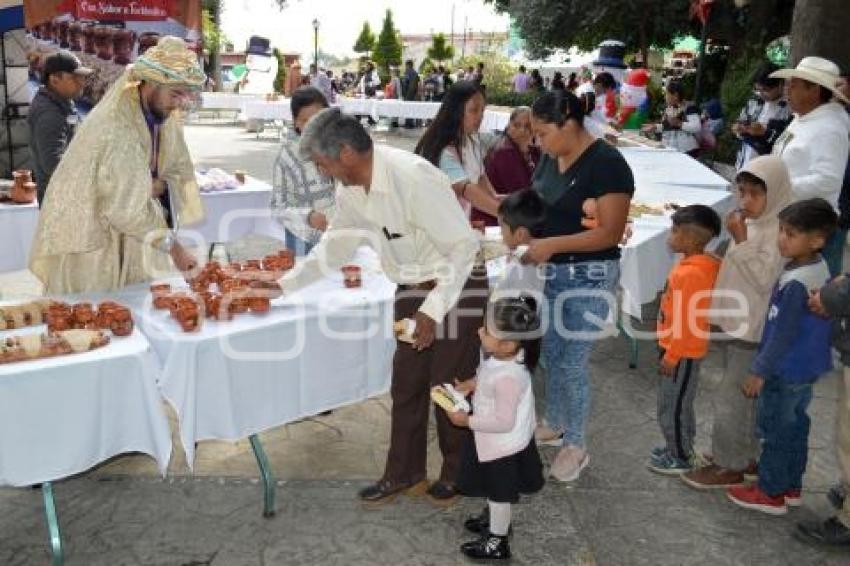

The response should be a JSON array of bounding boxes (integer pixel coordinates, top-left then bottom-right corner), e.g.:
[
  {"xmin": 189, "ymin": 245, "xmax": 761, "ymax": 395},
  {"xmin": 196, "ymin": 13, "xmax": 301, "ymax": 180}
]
[
  {"xmin": 756, "ymin": 378, "xmax": 813, "ymax": 496},
  {"xmin": 284, "ymin": 228, "xmax": 316, "ymax": 257},
  {"xmin": 543, "ymin": 260, "xmax": 620, "ymax": 448},
  {"xmin": 822, "ymin": 228, "xmax": 848, "ymax": 278}
]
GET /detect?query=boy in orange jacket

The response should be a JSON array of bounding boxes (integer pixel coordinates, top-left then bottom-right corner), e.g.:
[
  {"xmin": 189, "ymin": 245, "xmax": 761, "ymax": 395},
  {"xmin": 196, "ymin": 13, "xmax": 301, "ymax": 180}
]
[{"xmin": 649, "ymin": 205, "xmax": 722, "ymax": 475}]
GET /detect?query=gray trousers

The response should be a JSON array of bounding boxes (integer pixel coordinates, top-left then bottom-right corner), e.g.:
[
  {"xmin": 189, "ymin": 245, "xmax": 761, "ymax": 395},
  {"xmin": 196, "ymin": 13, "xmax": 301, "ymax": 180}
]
[
  {"xmin": 657, "ymin": 355, "xmax": 701, "ymax": 461},
  {"xmin": 710, "ymin": 339, "xmax": 759, "ymax": 470}
]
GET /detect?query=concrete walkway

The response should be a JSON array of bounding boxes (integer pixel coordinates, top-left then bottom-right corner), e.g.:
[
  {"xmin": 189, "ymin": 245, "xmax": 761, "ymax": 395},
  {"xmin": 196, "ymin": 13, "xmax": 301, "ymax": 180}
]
[{"xmin": 1, "ymin": 123, "xmax": 848, "ymax": 565}]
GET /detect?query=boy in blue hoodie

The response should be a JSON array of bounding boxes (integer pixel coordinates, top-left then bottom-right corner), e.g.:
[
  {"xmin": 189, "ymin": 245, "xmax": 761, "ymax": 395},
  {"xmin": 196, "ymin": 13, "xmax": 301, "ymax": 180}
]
[{"xmin": 727, "ymin": 198, "xmax": 837, "ymax": 515}]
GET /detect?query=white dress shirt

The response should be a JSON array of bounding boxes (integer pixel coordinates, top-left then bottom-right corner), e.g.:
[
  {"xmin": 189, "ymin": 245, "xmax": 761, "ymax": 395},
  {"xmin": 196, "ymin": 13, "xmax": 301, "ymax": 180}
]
[
  {"xmin": 773, "ymin": 101, "xmax": 850, "ymax": 211},
  {"xmin": 278, "ymin": 145, "xmax": 479, "ymax": 322}
]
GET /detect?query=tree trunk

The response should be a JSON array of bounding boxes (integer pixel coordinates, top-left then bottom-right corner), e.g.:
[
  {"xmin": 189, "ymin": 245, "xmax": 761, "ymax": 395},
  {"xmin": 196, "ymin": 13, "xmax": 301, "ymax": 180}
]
[
  {"xmin": 210, "ymin": 1, "xmax": 222, "ymax": 91},
  {"xmin": 790, "ymin": 0, "xmax": 850, "ymax": 66}
]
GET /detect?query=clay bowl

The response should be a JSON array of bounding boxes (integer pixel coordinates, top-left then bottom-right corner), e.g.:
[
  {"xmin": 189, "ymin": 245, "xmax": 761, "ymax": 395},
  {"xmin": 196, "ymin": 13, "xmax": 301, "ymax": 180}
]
[
  {"xmin": 72, "ymin": 303, "xmax": 95, "ymax": 324},
  {"xmin": 341, "ymin": 265, "xmax": 362, "ymax": 289},
  {"xmin": 111, "ymin": 319, "xmax": 134, "ymax": 336},
  {"xmin": 249, "ymin": 296, "xmax": 270, "ymax": 313}
]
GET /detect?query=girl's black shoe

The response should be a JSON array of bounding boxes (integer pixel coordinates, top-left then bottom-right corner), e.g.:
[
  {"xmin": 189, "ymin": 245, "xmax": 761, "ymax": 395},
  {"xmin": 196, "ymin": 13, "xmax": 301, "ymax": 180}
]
[
  {"xmin": 460, "ymin": 533, "xmax": 511, "ymax": 560},
  {"xmin": 464, "ymin": 506, "xmax": 489, "ymax": 534}
]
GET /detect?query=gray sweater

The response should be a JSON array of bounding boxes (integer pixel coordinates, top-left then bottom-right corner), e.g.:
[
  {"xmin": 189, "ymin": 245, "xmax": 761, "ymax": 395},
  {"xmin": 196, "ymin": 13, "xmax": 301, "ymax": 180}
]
[
  {"xmin": 28, "ymin": 87, "xmax": 79, "ymax": 203},
  {"xmin": 821, "ymin": 274, "xmax": 850, "ymax": 365}
]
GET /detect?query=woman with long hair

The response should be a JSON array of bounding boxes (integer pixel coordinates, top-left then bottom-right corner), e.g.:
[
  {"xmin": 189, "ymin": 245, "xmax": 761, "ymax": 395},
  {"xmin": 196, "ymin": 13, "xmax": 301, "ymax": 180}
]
[{"xmin": 415, "ymin": 81, "xmax": 502, "ymax": 218}]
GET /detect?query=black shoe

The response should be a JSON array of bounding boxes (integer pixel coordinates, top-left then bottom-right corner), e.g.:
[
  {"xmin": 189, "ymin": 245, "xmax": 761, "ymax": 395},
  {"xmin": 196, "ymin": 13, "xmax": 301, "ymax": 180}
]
[
  {"xmin": 358, "ymin": 479, "xmax": 428, "ymax": 507},
  {"xmin": 426, "ymin": 481, "xmax": 460, "ymax": 507},
  {"xmin": 461, "ymin": 533, "xmax": 511, "ymax": 560},
  {"xmin": 796, "ymin": 516, "xmax": 850, "ymax": 547},
  {"xmin": 464, "ymin": 507, "xmax": 513, "ymax": 537},
  {"xmin": 828, "ymin": 485, "xmax": 846, "ymax": 510},
  {"xmin": 464, "ymin": 506, "xmax": 490, "ymax": 534}
]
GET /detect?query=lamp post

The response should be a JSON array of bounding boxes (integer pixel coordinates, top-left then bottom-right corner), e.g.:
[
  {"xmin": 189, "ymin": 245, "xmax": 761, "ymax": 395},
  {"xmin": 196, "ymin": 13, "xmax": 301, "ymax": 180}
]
[{"xmin": 312, "ymin": 18, "xmax": 319, "ymax": 70}]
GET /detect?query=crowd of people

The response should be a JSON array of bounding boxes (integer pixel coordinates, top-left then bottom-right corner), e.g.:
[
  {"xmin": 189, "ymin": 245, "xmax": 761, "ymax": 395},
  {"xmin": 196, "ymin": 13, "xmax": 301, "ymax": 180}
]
[{"xmin": 22, "ymin": 33, "xmax": 850, "ymax": 560}]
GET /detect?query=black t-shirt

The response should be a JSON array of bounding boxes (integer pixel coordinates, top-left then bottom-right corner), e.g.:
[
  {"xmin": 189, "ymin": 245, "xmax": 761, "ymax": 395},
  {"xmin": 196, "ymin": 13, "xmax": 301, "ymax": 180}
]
[{"xmin": 531, "ymin": 139, "xmax": 635, "ymax": 263}]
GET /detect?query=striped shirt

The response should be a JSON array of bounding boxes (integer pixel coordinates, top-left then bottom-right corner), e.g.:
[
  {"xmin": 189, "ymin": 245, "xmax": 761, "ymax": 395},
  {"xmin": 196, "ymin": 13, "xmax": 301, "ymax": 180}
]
[{"xmin": 270, "ymin": 136, "xmax": 336, "ymax": 245}]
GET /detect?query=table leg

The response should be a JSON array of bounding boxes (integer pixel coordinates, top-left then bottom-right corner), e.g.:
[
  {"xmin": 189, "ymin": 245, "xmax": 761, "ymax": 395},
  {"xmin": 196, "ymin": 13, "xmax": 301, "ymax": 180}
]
[
  {"xmin": 618, "ymin": 321, "xmax": 639, "ymax": 369},
  {"xmin": 42, "ymin": 482, "xmax": 64, "ymax": 566},
  {"xmin": 249, "ymin": 434, "xmax": 276, "ymax": 518}
]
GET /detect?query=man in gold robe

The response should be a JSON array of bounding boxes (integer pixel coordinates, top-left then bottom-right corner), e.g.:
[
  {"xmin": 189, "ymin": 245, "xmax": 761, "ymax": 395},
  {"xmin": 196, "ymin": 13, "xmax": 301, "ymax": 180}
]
[{"xmin": 29, "ymin": 36, "xmax": 206, "ymax": 294}]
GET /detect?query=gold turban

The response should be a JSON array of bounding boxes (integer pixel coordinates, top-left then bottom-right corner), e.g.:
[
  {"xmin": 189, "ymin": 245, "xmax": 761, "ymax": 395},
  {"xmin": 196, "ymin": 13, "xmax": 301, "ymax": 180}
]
[{"xmin": 128, "ymin": 35, "xmax": 205, "ymax": 89}]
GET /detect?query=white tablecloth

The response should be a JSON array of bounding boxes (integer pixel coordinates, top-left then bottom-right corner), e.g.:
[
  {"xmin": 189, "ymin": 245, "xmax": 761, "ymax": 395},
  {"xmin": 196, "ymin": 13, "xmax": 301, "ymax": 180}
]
[
  {"xmin": 185, "ymin": 177, "xmax": 274, "ymax": 247},
  {"xmin": 0, "ymin": 202, "xmax": 39, "ymax": 273},
  {"xmin": 619, "ymin": 147, "xmax": 730, "ymax": 189},
  {"xmin": 0, "ymin": 327, "xmax": 171, "ymax": 487},
  {"xmin": 110, "ymin": 248, "xmax": 396, "ymax": 466},
  {"xmin": 201, "ymin": 92, "xmax": 264, "ymax": 112},
  {"xmin": 242, "ymin": 97, "xmax": 511, "ymax": 132}
]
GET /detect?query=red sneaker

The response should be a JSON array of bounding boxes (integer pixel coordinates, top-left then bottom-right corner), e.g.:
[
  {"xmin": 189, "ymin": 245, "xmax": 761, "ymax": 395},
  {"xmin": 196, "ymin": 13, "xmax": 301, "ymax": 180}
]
[
  {"xmin": 727, "ymin": 484, "xmax": 787, "ymax": 515},
  {"xmin": 784, "ymin": 489, "xmax": 802, "ymax": 507}
]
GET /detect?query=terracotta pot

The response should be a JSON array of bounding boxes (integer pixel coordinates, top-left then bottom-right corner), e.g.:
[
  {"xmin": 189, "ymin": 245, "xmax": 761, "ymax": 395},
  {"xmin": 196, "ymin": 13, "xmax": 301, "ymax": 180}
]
[
  {"xmin": 82, "ymin": 24, "xmax": 96, "ymax": 55},
  {"xmin": 47, "ymin": 315, "xmax": 72, "ymax": 332},
  {"xmin": 13, "ymin": 169, "xmax": 32, "ymax": 185},
  {"xmin": 112, "ymin": 29, "xmax": 136, "ymax": 65},
  {"xmin": 72, "ymin": 303, "xmax": 95, "ymax": 325},
  {"xmin": 150, "ymin": 283, "xmax": 171, "ymax": 294},
  {"xmin": 11, "ymin": 181, "xmax": 36, "ymax": 204},
  {"xmin": 341, "ymin": 265, "xmax": 362, "ymax": 288},
  {"xmin": 68, "ymin": 22, "xmax": 83, "ymax": 51},
  {"xmin": 138, "ymin": 32, "xmax": 160, "ymax": 55},
  {"xmin": 111, "ymin": 319, "xmax": 134, "ymax": 336},
  {"xmin": 153, "ymin": 294, "xmax": 172, "ymax": 310},
  {"xmin": 249, "ymin": 296, "xmax": 271, "ymax": 313},
  {"xmin": 244, "ymin": 260, "xmax": 262, "ymax": 270},
  {"xmin": 93, "ymin": 27, "xmax": 114, "ymax": 60},
  {"xmin": 95, "ymin": 308, "xmax": 115, "ymax": 329}
]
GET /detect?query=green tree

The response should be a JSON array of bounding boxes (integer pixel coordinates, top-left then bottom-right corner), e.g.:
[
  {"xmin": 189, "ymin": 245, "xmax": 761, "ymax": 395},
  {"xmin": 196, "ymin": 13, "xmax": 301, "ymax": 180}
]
[
  {"xmin": 353, "ymin": 22, "xmax": 376, "ymax": 57},
  {"xmin": 485, "ymin": 0, "xmax": 692, "ymax": 64},
  {"xmin": 201, "ymin": 0, "xmax": 226, "ymax": 90},
  {"xmin": 373, "ymin": 9, "xmax": 403, "ymax": 79},
  {"xmin": 427, "ymin": 33, "xmax": 454, "ymax": 64},
  {"xmin": 272, "ymin": 47, "xmax": 287, "ymax": 94}
]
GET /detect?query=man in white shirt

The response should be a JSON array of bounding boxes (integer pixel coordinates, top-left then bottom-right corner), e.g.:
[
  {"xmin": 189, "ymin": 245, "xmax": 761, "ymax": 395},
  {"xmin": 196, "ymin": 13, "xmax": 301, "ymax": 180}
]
[
  {"xmin": 771, "ymin": 57, "xmax": 850, "ymax": 275},
  {"xmin": 281, "ymin": 107, "xmax": 487, "ymax": 507}
]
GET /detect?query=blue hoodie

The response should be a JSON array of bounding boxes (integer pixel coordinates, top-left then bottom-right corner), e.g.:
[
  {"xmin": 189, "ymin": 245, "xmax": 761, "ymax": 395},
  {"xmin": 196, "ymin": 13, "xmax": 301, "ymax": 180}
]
[{"xmin": 751, "ymin": 258, "xmax": 833, "ymax": 383}]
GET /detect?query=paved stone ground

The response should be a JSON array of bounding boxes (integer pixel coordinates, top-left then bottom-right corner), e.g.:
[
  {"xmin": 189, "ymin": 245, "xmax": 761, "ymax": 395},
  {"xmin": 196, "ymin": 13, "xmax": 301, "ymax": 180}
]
[{"xmin": 1, "ymin": 121, "xmax": 849, "ymax": 565}]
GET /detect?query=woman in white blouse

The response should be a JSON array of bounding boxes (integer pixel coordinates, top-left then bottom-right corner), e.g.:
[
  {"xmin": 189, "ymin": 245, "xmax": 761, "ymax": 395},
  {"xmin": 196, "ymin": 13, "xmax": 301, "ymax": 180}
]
[{"xmin": 414, "ymin": 81, "xmax": 501, "ymax": 218}]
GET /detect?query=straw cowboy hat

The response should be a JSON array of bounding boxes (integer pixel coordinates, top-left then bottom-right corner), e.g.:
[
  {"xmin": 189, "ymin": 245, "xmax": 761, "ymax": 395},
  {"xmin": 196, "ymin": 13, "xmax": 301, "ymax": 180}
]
[{"xmin": 770, "ymin": 56, "xmax": 848, "ymax": 104}]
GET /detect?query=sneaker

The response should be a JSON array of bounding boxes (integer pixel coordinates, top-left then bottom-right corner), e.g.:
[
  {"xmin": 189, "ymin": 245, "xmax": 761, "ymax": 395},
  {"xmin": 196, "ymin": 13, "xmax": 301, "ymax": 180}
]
[
  {"xmin": 681, "ymin": 464, "xmax": 745, "ymax": 490},
  {"xmin": 743, "ymin": 461, "xmax": 759, "ymax": 483},
  {"xmin": 727, "ymin": 484, "xmax": 787, "ymax": 516},
  {"xmin": 828, "ymin": 484, "xmax": 846, "ymax": 510},
  {"xmin": 784, "ymin": 489, "xmax": 802, "ymax": 507},
  {"xmin": 535, "ymin": 423, "xmax": 564, "ymax": 447},
  {"xmin": 796, "ymin": 516, "xmax": 850, "ymax": 548},
  {"xmin": 651, "ymin": 446, "xmax": 670, "ymax": 459},
  {"xmin": 647, "ymin": 452, "xmax": 692, "ymax": 476},
  {"xmin": 550, "ymin": 445, "xmax": 589, "ymax": 483},
  {"xmin": 460, "ymin": 533, "xmax": 511, "ymax": 560}
]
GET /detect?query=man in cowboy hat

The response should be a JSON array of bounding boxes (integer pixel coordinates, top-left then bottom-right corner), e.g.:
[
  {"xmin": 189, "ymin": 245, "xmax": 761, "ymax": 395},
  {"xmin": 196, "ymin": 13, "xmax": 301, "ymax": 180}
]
[
  {"xmin": 30, "ymin": 36, "xmax": 206, "ymax": 294},
  {"xmin": 770, "ymin": 56, "xmax": 850, "ymax": 276}
]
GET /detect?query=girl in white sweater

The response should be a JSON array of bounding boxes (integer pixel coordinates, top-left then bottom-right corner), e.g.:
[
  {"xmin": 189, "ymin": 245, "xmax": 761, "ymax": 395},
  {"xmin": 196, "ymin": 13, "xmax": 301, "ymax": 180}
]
[{"xmin": 443, "ymin": 295, "xmax": 545, "ymax": 561}]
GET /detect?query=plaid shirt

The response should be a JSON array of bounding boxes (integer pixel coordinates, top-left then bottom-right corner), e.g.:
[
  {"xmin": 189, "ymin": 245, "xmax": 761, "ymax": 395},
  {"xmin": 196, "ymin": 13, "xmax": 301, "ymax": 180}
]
[{"xmin": 270, "ymin": 137, "xmax": 336, "ymax": 245}]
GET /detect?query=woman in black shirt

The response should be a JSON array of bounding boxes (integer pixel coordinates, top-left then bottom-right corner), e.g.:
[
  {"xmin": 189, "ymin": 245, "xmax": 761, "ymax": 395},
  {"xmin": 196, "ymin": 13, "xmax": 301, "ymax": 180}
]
[{"xmin": 526, "ymin": 90, "xmax": 635, "ymax": 483}]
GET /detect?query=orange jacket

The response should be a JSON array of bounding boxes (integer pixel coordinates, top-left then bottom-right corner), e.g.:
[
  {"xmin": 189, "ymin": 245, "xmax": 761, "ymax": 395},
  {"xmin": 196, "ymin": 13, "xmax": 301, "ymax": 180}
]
[{"xmin": 657, "ymin": 254, "xmax": 721, "ymax": 365}]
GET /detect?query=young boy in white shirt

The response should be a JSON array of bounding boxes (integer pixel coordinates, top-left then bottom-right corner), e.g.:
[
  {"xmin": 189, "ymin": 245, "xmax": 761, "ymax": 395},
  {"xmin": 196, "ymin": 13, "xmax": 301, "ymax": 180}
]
[{"xmin": 492, "ymin": 190, "xmax": 548, "ymax": 302}]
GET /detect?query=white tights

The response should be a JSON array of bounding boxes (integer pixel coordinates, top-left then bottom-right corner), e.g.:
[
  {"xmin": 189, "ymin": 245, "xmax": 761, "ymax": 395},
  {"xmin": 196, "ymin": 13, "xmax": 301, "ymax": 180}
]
[{"xmin": 487, "ymin": 500, "xmax": 511, "ymax": 536}]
